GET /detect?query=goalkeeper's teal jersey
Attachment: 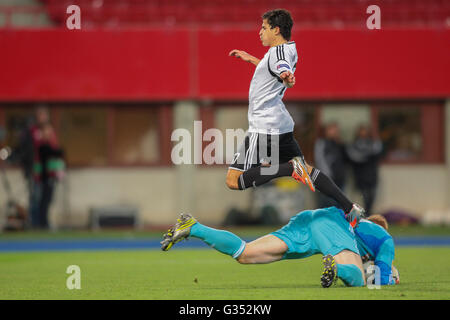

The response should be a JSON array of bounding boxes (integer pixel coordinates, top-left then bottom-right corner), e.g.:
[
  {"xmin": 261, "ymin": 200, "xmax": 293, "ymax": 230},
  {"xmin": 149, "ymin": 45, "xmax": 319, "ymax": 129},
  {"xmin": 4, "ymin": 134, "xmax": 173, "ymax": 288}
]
[
  {"xmin": 270, "ymin": 206, "xmax": 360, "ymax": 260},
  {"xmin": 270, "ymin": 207, "xmax": 396, "ymax": 285},
  {"xmin": 354, "ymin": 219, "xmax": 395, "ymax": 285}
]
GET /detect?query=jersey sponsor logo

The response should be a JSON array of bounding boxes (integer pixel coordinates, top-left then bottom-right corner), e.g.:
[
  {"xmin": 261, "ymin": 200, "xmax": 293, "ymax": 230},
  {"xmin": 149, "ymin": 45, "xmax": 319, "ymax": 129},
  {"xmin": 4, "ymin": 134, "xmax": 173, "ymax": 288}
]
[{"xmin": 277, "ymin": 64, "xmax": 290, "ymax": 70}]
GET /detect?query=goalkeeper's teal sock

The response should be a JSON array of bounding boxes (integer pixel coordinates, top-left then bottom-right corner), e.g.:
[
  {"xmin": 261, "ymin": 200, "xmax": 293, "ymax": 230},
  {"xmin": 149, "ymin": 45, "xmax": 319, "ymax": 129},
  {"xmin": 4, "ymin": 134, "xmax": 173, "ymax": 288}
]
[
  {"xmin": 189, "ymin": 222, "xmax": 246, "ymax": 259},
  {"xmin": 337, "ymin": 264, "xmax": 365, "ymax": 287}
]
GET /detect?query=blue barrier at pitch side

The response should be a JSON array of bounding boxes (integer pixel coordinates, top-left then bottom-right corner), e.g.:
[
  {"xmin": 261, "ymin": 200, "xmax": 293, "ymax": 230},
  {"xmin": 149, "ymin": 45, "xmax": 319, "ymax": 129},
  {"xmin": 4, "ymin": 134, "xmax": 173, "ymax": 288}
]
[{"xmin": 0, "ymin": 237, "xmax": 449, "ymax": 252}]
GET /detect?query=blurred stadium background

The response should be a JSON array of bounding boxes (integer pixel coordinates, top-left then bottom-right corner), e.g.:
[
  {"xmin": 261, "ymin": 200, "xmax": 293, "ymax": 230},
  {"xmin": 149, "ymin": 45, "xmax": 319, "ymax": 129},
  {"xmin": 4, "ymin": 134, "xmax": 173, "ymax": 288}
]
[{"xmin": 0, "ymin": 0, "xmax": 449, "ymax": 233}]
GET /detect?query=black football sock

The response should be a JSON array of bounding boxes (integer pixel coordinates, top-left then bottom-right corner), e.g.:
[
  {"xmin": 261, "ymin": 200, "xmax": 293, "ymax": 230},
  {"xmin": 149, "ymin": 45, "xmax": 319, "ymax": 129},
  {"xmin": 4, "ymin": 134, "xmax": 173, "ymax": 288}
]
[
  {"xmin": 310, "ymin": 168, "xmax": 353, "ymax": 213},
  {"xmin": 238, "ymin": 162, "xmax": 293, "ymax": 190}
]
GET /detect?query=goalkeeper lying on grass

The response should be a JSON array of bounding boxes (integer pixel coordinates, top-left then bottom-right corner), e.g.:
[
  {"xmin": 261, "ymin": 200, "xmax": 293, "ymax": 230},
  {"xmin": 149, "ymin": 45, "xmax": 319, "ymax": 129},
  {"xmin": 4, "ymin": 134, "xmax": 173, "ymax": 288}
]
[{"xmin": 161, "ymin": 206, "xmax": 399, "ymax": 288}]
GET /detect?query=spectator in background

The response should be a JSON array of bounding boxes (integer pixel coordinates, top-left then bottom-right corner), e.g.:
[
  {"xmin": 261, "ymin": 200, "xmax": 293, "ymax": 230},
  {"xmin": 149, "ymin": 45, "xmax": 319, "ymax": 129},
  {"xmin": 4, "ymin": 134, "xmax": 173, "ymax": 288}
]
[
  {"xmin": 14, "ymin": 106, "xmax": 64, "ymax": 229},
  {"xmin": 0, "ymin": 126, "xmax": 6, "ymax": 151},
  {"xmin": 346, "ymin": 125, "xmax": 383, "ymax": 216},
  {"xmin": 314, "ymin": 122, "xmax": 347, "ymax": 209}
]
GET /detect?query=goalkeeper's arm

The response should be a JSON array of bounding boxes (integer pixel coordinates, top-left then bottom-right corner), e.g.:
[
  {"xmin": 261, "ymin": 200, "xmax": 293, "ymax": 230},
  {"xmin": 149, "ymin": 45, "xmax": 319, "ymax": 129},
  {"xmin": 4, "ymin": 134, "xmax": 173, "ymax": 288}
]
[{"xmin": 374, "ymin": 238, "xmax": 397, "ymax": 285}]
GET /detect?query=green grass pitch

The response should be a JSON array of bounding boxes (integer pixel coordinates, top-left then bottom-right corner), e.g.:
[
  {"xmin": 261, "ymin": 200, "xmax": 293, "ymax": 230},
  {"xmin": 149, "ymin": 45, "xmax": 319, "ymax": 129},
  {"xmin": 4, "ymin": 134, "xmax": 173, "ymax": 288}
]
[{"xmin": 0, "ymin": 247, "xmax": 449, "ymax": 300}]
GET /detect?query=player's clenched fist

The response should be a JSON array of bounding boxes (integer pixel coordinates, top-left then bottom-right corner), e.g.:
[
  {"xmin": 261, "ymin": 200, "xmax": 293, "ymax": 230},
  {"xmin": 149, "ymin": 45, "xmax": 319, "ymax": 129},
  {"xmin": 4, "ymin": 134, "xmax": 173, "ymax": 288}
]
[
  {"xmin": 229, "ymin": 49, "xmax": 249, "ymax": 60},
  {"xmin": 280, "ymin": 71, "xmax": 295, "ymax": 88}
]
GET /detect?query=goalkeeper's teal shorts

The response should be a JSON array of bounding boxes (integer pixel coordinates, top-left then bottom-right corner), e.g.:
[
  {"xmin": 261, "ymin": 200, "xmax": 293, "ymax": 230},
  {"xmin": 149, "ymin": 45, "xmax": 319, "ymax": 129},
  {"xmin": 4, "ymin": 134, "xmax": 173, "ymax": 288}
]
[{"xmin": 270, "ymin": 206, "xmax": 360, "ymax": 260}]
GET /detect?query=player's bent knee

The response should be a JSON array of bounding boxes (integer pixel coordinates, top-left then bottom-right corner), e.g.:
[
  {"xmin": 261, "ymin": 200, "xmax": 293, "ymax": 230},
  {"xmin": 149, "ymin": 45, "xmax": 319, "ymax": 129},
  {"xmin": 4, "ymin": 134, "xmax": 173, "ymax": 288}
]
[
  {"xmin": 226, "ymin": 178, "xmax": 238, "ymax": 190},
  {"xmin": 235, "ymin": 246, "xmax": 254, "ymax": 264},
  {"xmin": 226, "ymin": 170, "xmax": 242, "ymax": 190},
  {"xmin": 236, "ymin": 255, "xmax": 248, "ymax": 264},
  {"xmin": 236, "ymin": 251, "xmax": 250, "ymax": 264}
]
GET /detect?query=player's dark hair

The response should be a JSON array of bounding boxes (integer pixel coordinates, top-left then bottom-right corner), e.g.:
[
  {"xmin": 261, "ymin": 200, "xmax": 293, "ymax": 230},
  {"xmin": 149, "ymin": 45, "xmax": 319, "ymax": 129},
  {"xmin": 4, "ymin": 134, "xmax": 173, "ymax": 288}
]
[{"xmin": 262, "ymin": 9, "xmax": 293, "ymax": 41}]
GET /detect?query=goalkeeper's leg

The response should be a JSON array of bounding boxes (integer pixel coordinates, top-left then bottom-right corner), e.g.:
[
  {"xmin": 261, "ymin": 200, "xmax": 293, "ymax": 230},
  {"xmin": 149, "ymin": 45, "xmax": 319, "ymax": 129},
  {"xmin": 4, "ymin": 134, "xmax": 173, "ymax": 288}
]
[
  {"xmin": 321, "ymin": 251, "xmax": 366, "ymax": 288},
  {"xmin": 334, "ymin": 250, "xmax": 365, "ymax": 287},
  {"xmin": 236, "ymin": 234, "xmax": 287, "ymax": 264},
  {"xmin": 161, "ymin": 214, "xmax": 287, "ymax": 263},
  {"xmin": 189, "ymin": 221, "xmax": 247, "ymax": 259},
  {"xmin": 190, "ymin": 224, "xmax": 287, "ymax": 263}
]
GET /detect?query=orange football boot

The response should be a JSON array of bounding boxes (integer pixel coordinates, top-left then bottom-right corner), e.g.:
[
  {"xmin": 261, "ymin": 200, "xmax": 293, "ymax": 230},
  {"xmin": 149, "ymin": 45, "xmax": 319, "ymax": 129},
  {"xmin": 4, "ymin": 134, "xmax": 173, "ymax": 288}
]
[{"xmin": 289, "ymin": 156, "xmax": 315, "ymax": 192}]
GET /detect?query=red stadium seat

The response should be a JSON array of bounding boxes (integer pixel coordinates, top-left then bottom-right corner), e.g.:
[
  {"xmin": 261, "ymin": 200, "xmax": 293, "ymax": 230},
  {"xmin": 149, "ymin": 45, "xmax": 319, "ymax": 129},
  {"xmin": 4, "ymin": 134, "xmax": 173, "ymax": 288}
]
[{"xmin": 37, "ymin": 0, "xmax": 450, "ymax": 29}]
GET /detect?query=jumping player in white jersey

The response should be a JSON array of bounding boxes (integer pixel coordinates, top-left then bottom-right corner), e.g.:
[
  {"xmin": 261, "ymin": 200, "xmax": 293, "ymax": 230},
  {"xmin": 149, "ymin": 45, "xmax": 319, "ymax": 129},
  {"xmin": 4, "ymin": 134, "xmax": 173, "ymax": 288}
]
[{"xmin": 226, "ymin": 9, "xmax": 364, "ymax": 226}]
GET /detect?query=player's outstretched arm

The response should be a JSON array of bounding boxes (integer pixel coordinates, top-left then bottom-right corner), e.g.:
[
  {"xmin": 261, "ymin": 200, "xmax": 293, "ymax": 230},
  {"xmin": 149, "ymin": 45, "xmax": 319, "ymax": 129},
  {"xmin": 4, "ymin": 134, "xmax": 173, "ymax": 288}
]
[
  {"xmin": 280, "ymin": 71, "xmax": 295, "ymax": 88},
  {"xmin": 229, "ymin": 49, "xmax": 260, "ymax": 66},
  {"xmin": 374, "ymin": 238, "xmax": 397, "ymax": 285}
]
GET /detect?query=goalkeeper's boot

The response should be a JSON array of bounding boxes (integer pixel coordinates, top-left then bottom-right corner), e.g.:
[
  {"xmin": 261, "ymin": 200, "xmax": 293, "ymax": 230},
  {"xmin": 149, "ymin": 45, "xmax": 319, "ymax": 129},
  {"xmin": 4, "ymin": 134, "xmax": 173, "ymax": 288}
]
[
  {"xmin": 321, "ymin": 254, "xmax": 337, "ymax": 288},
  {"xmin": 161, "ymin": 213, "xmax": 197, "ymax": 251},
  {"xmin": 345, "ymin": 203, "xmax": 366, "ymax": 228},
  {"xmin": 289, "ymin": 156, "xmax": 315, "ymax": 192}
]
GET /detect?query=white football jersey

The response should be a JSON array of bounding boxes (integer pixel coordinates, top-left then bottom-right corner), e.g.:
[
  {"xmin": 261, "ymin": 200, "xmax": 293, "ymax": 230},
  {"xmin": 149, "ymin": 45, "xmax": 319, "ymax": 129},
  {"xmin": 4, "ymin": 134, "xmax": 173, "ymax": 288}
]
[{"xmin": 248, "ymin": 41, "xmax": 298, "ymax": 135}]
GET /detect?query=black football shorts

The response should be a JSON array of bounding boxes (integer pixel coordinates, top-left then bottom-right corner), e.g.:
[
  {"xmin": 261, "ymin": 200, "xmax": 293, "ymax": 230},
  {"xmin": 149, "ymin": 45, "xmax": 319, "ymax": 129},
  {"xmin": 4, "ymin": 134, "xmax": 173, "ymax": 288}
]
[{"xmin": 229, "ymin": 131, "xmax": 304, "ymax": 171}]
